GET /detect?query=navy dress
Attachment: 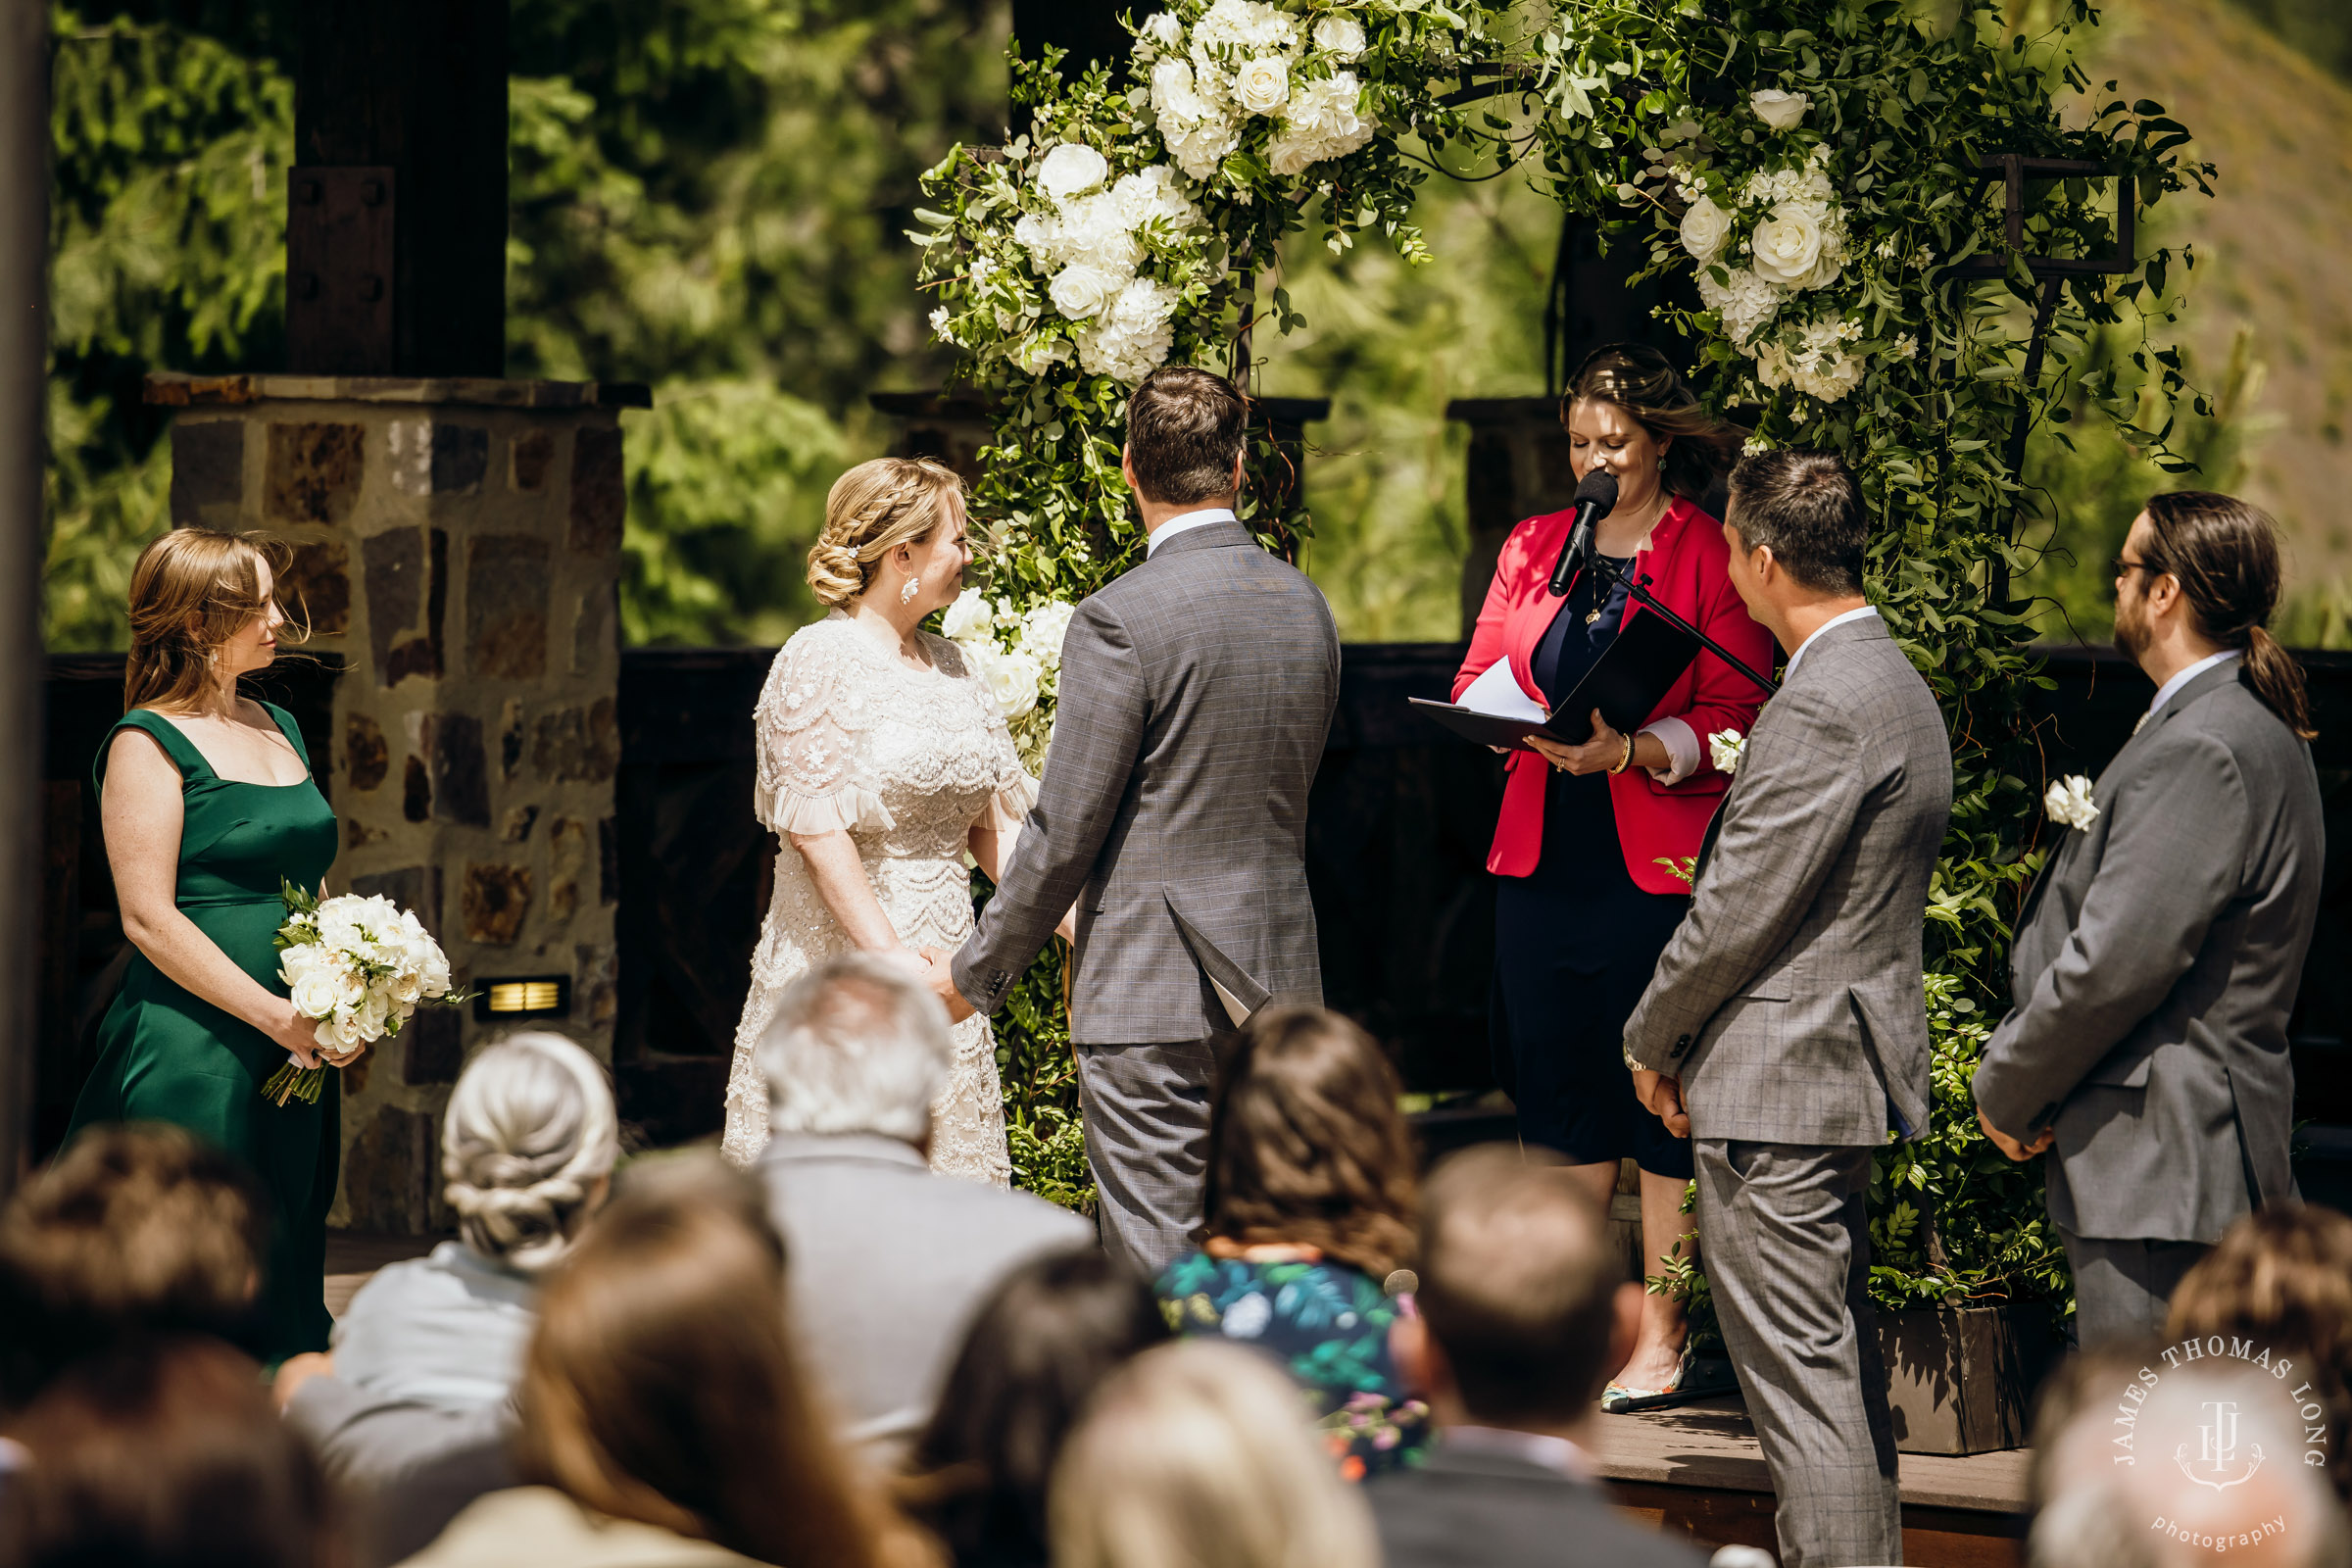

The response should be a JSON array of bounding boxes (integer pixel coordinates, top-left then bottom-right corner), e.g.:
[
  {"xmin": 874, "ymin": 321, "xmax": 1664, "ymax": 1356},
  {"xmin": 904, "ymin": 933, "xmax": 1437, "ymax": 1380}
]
[{"xmin": 1490, "ymin": 557, "xmax": 1694, "ymax": 1179}]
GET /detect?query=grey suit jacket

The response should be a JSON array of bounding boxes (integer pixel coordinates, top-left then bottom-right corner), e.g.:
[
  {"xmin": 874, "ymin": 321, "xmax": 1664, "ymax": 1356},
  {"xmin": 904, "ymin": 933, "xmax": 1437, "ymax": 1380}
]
[
  {"xmin": 1369, "ymin": 1442, "xmax": 1708, "ymax": 1568},
  {"xmin": 1625, "ymin": 613, "xmax": 1953, "ymax": 1146},
  {"xmin": 1973, "ymin": 661, "xmax": 2323, "ymax": 1243},
  {"xmin": 756, "ymin": 1132, "xmax": 1094, "ymax": 1456},
  {"xmin": 954, "ymin": 519, "xmax": 1343, "ymax": 1044}
]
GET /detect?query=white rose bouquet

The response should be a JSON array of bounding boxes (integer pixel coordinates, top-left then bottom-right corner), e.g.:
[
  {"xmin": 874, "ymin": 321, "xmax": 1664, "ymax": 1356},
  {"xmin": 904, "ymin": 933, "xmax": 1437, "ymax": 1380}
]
[{"xmin": 264, "ymin": 880, "xmax": 465, "ymax": 1106}]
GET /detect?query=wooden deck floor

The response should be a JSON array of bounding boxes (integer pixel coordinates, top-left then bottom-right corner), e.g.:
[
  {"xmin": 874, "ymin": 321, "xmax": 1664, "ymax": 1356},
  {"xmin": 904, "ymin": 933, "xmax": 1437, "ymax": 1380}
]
[
  {"xmin": 321, "ymin": 1230, "xmax": 435, "ymax": 1317},
  {"xmin": 1592, "ymin": 1394, "xmax": 2031, "ymax": 1568}
]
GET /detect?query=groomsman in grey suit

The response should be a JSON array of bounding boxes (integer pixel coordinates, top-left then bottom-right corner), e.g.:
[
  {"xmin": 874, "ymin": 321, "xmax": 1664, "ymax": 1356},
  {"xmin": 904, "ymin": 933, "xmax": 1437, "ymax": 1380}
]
[
  {"xmin": 1624, "ymin": 451, "xmax": 1952, "ymax": 1568},
  {"xmin": 1974, "ymin": 491, "xmax": 2323, "ymax": 1348},
  {"xmin": 930, "ymin": 366, "xmax": 1342, "ymax": 1276}
]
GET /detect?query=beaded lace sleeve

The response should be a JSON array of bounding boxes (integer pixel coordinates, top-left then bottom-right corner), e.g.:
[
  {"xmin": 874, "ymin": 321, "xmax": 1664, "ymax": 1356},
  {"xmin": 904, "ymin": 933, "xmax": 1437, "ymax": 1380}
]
[{"xmin": 752, "ymin": 624, "xmax": 895, "ymax": 838}]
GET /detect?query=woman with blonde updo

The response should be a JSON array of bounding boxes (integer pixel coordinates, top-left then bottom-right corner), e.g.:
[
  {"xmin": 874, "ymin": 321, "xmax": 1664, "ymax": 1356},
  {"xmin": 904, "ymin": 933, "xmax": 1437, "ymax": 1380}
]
[
  {"xmin": 720, "ymin": 458, "xmax": 1037, "ymax": 1184},
  {"xmin": 68, "ymin": 526, "xmax": 341, "ymax": 1364}
]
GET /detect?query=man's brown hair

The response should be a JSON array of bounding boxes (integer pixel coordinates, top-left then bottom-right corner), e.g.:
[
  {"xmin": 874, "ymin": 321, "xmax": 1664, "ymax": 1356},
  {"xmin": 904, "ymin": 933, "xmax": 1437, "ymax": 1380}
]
[
  {"xmin": 1124, "ymin": 366, "xmax": 1247, "ymax": 507},
  {"xmin": 1726, "ymin": 449, "xmax": 1867, "ymax": 595},
  {"xmin": 1201, "ymin": 1006, "xmax": 1417, "ymax": 1281},
  {"xmin": 2140, "ymin": 490, "xmax": 2315, "ymax": 740},
  {"xmin": 1413, "ymin": 1145, "xmax": 1623, "ymax": 1427}
]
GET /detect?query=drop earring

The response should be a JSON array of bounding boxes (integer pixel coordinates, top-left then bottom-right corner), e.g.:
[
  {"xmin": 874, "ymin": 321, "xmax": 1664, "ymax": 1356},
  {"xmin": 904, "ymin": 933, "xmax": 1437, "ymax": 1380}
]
[{"xmin": 900, "ymin": 577, "xmax": 919, "ymax": 606}]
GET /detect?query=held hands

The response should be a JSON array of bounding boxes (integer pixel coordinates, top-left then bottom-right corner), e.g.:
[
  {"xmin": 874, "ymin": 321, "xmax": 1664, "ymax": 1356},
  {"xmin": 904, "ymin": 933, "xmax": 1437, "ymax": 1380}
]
[
  {"xmin": 1631, "ymin": 1068, "xmax": 1691, "ymax": 1138},
  {"xmin": 916, "ymin": 947, "xmax": 977, "ymax": 1023},
  {"xmin": 1977, "ymin": 1105, "xmax": 2054, "ymax": 1162},
  {"xmin": 1526, "ymin": 710, "xmax": 1626, "ymax": 776}
]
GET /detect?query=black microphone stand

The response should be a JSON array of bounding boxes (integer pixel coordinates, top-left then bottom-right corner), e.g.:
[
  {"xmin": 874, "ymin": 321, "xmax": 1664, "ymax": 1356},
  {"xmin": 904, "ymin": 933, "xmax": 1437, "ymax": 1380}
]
[{"xmin": 1582, "ymin": 551, "xmax": 1781, "ymax": 699}]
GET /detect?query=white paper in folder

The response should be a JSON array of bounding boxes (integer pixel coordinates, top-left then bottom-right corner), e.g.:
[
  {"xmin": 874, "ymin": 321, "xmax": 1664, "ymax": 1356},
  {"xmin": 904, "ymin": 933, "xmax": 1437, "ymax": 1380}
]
[{"xmin": 1456, "ymin": 660, "xmax": 1549, "ymax": 723}]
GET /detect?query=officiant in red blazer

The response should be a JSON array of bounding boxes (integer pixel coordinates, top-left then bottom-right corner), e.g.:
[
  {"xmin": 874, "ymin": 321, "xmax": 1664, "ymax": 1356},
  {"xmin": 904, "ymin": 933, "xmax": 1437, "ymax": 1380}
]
[{"xmin": 1453, "ymin": 344, "xmax": 1771, "ymax": 1407}]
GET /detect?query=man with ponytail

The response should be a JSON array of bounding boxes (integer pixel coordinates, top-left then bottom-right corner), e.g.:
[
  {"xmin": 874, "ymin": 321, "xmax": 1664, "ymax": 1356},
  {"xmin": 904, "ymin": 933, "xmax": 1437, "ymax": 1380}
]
[{"xmin": 1975, "ymin": 491, "xmax": 2325, "ymax": 1347}]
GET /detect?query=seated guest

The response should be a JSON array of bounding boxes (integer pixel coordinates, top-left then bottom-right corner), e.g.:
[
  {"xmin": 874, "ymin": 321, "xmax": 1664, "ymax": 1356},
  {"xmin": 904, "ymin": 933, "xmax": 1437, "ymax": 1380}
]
[
  {"xmin": 1368, "ymin": 1145, "xmax": 1706, "ymax": 1568},
  {"xmin": 751, "ymin": 954, "xmax": 1091, "ymax": 1456},
  {"xmin": 0, "ymin": 1335, "xmax": 335, "ymax": 1568},
  {"xmin": 1050, "ymin": 1339, "xmax": 1379, "ymax": 1568},
  {"xmin": 276, "ymin": 1032, "xmax": 619, "ymax": 1566},
  {"xmin": 2168, "ymin": 1204, "xmax": 2352, "ymax": 1501},
  {"xmin": 0, "ymin": 1123, "xmax": 267, "ymax": 1405},
  {"xmin": 403, "ymin": 1154, "xmax": 933, "ymax": 1568},
  {"xmin": 906, "ymin": 1248, "xmax": 1168, "ymax": 1568},
  {"xmin": 1154, "ymin": 1006, "xmax": 1426, "ymax": 1478}
]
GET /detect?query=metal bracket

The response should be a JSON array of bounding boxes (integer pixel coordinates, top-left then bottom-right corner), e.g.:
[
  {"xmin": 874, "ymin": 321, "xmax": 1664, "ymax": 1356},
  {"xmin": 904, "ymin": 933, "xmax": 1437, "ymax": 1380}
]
[
  {"xmin": 1949, "ymin": 156, "xmax": 2135, "ymax": 280},
  {"xmin": 286, "ymin": 166, "xmax": 396, "ymax": 374}
]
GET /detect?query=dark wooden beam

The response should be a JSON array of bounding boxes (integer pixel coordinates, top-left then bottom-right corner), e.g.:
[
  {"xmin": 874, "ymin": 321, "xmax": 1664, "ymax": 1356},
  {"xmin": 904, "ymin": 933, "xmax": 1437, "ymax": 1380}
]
[
  {"xmin": 1011, "ymin": 0, "xmax": 1132, "ymax": 81},
  {"xmin": 292, "ymin": 0, "xmax": 508, "ymax": 376}
]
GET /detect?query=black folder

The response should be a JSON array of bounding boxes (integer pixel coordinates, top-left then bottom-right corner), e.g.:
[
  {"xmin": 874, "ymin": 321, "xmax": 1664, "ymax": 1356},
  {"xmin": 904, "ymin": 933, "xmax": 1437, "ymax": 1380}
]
[{"xmin": 1410, "ymin": 611, "xmax": 1703, "ymax": 752}]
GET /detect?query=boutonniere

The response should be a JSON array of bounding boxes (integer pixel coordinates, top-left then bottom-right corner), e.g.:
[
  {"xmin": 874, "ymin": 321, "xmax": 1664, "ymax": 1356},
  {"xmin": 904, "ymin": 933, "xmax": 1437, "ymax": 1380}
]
[
  {"xmin": 1707, "ymin": 728, "xmax": 1746, "ymax": 776},
  {"xmin": 2044, "ymin": 774, "xmax": 2099, "ymax": 831}
]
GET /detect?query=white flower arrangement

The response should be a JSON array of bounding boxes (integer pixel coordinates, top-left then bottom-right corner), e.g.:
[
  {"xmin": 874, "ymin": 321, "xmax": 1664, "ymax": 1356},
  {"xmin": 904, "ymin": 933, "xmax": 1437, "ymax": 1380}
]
[
  {"xmin": 2044, "ymin": 774, "xmax": 2099, "ymax": 831},
  {"xmin": 1707, "ymin": 728, "xmax": 1746, "ymax": 776},
  {"xmin": 266, "ymin": 882, "xmax": 462, "ymax": 1105},
  {"xmin": 944, "ymin": 591, "xmax": 1080, "ymax": 767}
]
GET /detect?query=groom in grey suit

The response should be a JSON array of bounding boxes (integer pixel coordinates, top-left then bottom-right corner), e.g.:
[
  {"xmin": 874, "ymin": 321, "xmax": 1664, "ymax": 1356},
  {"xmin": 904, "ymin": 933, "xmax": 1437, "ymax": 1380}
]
[
  {"xmin": 932, "ymin": 366, "xmax": 1341, "ymax": 1275},
  {"xmin": 1624, "ymin": 451, "xmax": 1952, "ymax": 1568},
  {"xmin": 1974, "ymin": 491, "xmax": 2324, "ymax": 1348}
]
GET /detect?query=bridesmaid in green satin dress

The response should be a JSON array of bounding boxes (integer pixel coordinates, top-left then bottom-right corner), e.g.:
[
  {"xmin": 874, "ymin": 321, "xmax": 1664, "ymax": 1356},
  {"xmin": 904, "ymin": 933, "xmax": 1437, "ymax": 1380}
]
[{"xmin": 68, "ymin": 528, "xmax": 357, "ymax": 1363}]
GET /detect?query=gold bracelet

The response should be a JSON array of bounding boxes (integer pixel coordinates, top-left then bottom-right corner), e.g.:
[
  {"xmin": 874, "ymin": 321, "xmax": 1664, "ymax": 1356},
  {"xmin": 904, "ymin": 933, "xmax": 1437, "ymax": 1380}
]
[{"xmin": 1609, "ymin": 731, "xmax": 1636, "ymax": 774}]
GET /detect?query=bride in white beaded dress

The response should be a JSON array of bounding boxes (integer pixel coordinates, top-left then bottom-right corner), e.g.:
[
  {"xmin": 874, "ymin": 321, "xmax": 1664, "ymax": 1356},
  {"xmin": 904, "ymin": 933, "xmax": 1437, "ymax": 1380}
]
[{"xmin": 719, "ymin": 457, "xmax": 1038, "ymax": 1184}]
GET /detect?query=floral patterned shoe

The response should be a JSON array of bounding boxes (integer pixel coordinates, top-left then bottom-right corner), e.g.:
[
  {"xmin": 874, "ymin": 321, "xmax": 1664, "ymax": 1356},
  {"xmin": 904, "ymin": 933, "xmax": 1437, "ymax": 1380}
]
[{"xmin": 1600, "ymin": 1349, "xmax": 1692, "ymax": 1414}]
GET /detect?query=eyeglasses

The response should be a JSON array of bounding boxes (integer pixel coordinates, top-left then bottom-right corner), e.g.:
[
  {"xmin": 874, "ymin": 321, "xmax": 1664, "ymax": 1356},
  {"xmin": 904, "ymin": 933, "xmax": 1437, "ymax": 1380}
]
[{"xmin": 2109, "ymin": 557, "xmax": 2168, "ymax": 581}]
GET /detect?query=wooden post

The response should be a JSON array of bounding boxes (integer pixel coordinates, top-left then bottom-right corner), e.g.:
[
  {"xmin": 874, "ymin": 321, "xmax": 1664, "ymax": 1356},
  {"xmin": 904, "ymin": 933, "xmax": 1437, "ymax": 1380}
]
[
  {"xmin": 0, "ymin": 0, "xmax": 50, "ymax": 1192},
  {"xmin": 292, "ymin": 0, "xmax": 509, "ymax": 376}
]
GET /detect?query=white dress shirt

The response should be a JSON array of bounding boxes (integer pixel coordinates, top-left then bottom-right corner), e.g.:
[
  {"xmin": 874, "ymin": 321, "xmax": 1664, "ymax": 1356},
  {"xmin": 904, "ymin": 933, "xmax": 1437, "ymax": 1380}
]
[
  {"xmin": 1145, "ymin": 506, "xmax": 1236, "ymax": 556},
  {"xmin": 1783, "ymin": 603, "xmax": 1880, "ymax": 683},
  {"xmin": 2148, "ymin": 648, "xmax": 2240, "ymax": 715}
]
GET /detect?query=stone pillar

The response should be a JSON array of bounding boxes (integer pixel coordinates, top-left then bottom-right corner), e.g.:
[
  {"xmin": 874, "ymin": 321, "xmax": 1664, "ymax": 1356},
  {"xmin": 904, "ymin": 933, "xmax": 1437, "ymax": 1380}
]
[{"xmin": 146, "ymin": 370, "xmax": 648, "ymax": 1234}]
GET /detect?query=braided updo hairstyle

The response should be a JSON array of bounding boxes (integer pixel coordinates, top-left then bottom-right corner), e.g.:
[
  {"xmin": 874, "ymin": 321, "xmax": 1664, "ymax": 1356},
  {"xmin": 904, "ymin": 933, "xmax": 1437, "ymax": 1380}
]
[
  {"xmin": 441, "ymin": 1031, "xmax": 619, "ymax": 1275},
  {"xmin": 806, "ymin": 457, "xmax": 965, "ymax": 610}
]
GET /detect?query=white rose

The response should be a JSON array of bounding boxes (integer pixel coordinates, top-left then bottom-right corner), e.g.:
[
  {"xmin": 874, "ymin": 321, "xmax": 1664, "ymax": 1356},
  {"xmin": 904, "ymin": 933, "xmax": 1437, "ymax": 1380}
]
[
  {"xmin": 982, "ymin": 647, "xmax": 1045, "ymax": 720},
  {"xmin": 2045, "ymin": 774, "xmax": 2099, "ymax": 831},
  {"xmin": 1748, "ymin": 200, "xmax": 1826, "ymax": 286},
  {"xmin": 1750, "ymin": 88, "xmax": 1810, "ymax": 130},
  {"xmin": 420, "ymin": 951, "xmax": 451, "ymax": 997},
  {"xmin": 1233, "ymin": 54, "xmax": 1290, "ymax": 115},
  {"xmin": 1678, "ymin": 195, "xmax": 1732, "ymax": 263},
  {"xmin": 287, "ymin": 967, "xmax": 344, "ymax": 1021},
  {"xmin": 1038, "ymin": 141, "xmax": 1109, "ymax": 201},
  {"xmin": 1707, "ymin": 729, "xmax": 1746, "ymax": 776},
  {"xmin": 1049, "ymin": 262, "xmax": 1125, "ymax": 320},
  {"xmin": 1312, "ymin": 14, "xmax": 1366, "ymax": 60},
  {"xmin": 941, "ymin": 593, "xmax": 995, "ymax": 643},
  {"xmin": 1141, "ymin": 10, "xmax": 1184, "ymax": 51}
]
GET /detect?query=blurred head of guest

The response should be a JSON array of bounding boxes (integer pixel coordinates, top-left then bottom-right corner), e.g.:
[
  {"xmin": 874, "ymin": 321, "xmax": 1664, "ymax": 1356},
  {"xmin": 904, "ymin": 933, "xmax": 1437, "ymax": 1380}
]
[
  {"xmin": 0, "ymin": 1124, "xmax": 268, "ymax": 1403},
  {"xmin": 458, "ymin": 1154, "xmax": 926, "ymax": 1568},
  {"xmin": 1155, "ymin": 1006, "xmax": 1427, "ymax": 1477},
  {"xmin": 906, "ymin": 1249, "xmax": 1169, "ymax": 1568},
  {"xmin": 1366, "ymin": 1146, "xmax": 1705, "ymax": 1568},
  {"xmin": 1050, "ymin": 1339, "xmax": 1379, "ymax": 1568},
  {"xmin": 746, "ymin": 954, "xmax": 1093, "ymax": 1463},
  {"xmin": 2168, "ymin": 1203, "xmax": 2352, "ymax": 1501},
  {"xmin": 278, "ymin": 1031, "xmax": 621, "ymax": 1423},
  {"xmin": 442, "ymin": 1031, "xmax": 620, "ymax": 1277},
  {"xmin": 0, "ymin": 1335, "xmax": 336, "ymax": 1568},
  {"xmin": 2029, "ymin": 1357, "xmax": 2348, "ymax": 1568},
  {"xmin": 759, "ymin": 951, "xmax": 956, "ymax": 1150}
]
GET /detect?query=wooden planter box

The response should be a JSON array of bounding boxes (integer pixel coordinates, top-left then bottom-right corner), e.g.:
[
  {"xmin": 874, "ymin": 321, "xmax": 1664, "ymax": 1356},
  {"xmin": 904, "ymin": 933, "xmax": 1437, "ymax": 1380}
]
[{"xmin": 1880, "ymin": 1304, "xmax": 2063, "ymax": 1456}]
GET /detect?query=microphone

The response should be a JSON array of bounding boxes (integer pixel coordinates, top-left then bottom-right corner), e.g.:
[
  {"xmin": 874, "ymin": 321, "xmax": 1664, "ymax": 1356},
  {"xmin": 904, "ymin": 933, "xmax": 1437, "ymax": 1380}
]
[{"xmin": 1546, "ymin": 468, "xmax": 1619, "ymax": 597}]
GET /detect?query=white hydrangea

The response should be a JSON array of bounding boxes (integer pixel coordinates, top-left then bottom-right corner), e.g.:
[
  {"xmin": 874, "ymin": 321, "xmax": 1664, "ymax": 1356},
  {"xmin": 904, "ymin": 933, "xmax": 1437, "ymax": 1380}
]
[
  {"xmin": 1010, "ymin": 333, "xmax": 1074, "ymax": 374},
  {"xmin": 1193, "ymin": 0, "xmax": 1298, "ymax": 56},
  {"xmin": 1108, "ymin": 164, "xmax": 1203, "ymax": 233},
  {"xmin": 1695, "ymin": 265, "xmax": 1782, "ymax": 346},
  {"xmin": 1753, "ymin": 315, "xmax": 1867, "ymax": 403},
  {"xmin": 1075, "ymin": 276, "xmax": 1178, "ymax": 383},
  {"xmin": 1266, "ymin": 73, "xmax": 1373, "ymax": 176},
  {"xmin": 1018, "ymin": 599, "xmax": 1078, "ymax": 665},
  {"xmin": 1152, "ymin": 58, "xmax": 1241, "ymax": 181}
]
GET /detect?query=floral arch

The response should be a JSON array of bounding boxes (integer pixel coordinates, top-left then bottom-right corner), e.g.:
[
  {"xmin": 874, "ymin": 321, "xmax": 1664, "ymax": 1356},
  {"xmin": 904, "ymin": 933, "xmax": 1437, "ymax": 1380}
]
[{"xmin": 914, "ymin": 0, "xmax": 2208, "ymax": 1308}]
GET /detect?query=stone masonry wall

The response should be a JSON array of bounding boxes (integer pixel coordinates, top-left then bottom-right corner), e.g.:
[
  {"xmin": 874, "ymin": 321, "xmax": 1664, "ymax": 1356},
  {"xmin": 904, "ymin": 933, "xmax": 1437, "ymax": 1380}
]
[{"xmin": 157, "ymin": 373, "xmax": 636, "ymax": 1234}]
